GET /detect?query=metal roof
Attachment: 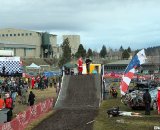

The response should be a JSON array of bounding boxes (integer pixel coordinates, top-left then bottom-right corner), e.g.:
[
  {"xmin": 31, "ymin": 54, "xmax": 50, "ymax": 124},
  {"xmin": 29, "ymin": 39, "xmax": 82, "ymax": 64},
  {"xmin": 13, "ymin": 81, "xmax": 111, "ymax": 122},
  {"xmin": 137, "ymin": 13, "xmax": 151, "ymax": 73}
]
[{"xmin": 107, "ymin": 56, "xmax": 160, "ymax": 65}]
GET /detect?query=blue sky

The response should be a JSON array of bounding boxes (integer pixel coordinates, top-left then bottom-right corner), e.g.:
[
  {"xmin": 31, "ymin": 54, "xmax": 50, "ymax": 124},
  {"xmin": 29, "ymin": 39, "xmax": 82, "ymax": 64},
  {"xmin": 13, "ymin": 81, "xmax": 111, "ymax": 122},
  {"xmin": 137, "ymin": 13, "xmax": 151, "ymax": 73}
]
[{"xmin": 0, "ymin": 0, "xmax": 160, "ymax": 51}]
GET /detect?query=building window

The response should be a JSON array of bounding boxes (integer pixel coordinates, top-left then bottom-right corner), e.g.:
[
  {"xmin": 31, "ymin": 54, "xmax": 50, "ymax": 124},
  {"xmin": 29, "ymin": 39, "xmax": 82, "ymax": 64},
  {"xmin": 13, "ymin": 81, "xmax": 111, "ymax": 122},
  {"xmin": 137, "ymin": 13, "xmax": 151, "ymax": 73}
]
[
  {"xmin": 26, "ymin": 33, "xmax": 28, "ymax": 36},
  {"xmin": 24, "ymin": 48, "xmax": 26, "ymax": 57},
  {"xmin": 2, "ymin": 34, "xmax": 5, "ymax": 37},
  {"xmin": 14, "ymin": 34, "xmax": 16, "ymax": 36},
  {"xmin": 6, "ymin": 34, "xmax": 8, "ymax": 37},
  {"xmin": 10, "ymin": 34, "xmax": 12, "ymax": 36},
  {"xmin": 26, "ymin": 48, "xmax": 33, "ymax": 50},
  {"xmin": 5, "ymin": 48, "xmax": 13, "ymax": 50},
  {"xmin": 18, "ymin": 33, "xmax": 20, "ymax": 36},
  {"xmin": 29, "ymin": 33, "xmax": 32, "ymax": 36},
  {"xmin": 21, "ymin": 33, "xmax": 24, "ymax": 36}
]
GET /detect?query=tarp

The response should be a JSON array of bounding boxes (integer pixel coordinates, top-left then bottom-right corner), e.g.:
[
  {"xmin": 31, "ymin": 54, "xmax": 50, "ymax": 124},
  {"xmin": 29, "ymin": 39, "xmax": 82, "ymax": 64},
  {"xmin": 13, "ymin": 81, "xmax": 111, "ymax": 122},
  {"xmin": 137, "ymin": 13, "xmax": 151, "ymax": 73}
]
[
  {"xmin": 43, "ymin": 71, "xmax": 61, "ymax": 77},
  {"xmin": 26, "ymin": 63, "xmax": 41, "ymax": 69},
  {"xmin": 64, "ymin": 62, "xmax": 77, "ymax": 68}
]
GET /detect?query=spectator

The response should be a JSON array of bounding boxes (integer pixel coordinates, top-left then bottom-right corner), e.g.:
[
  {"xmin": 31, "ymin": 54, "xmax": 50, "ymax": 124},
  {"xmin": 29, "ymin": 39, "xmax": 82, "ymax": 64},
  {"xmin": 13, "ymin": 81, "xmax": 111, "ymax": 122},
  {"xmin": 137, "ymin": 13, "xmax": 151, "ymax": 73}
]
[
  {"xmin": 4, "ymin": 93, "xmax": 13, "ymax": 122},
  {"xmin": 31, "ymin": 77, "xmax": 35, "ymax": 89},
  {"xmin": 11, "ymin": 83, "xmax": 17, "ymax": 103},
  {"xmin": 21, "ymin": 86, "xmax": 28, "ymax": 104},
  {"xmin": 143, "ymin": 88, "xmax": 151, "ymax": 115},
  {"xmin": 110, "ymin": 87, "xmax": 118, "ymax": 98},
  {"xmin": 54, "ymin": 82, "xmax": 57, "ymax": 88},
  {"xmin": 44, "ymin": 77, "xmax": 48, "ymax": 88},
  {"xmin": 28, "ymin": 91, "xmax": 35, "ymax": 106},
  {"xmin": 17, "ymin": 85, "xmax": 22, "ymax": 104},
  {"xmin": 0, "ymin": 94, "xmax": 4, "ymax": 109},
  {"xmin": 157, "ymin": 87, "xmax": 160, "ymax": 114},
  {"xmin": 49, "ymin": 78, "xmax": 53, "ymax": 88}
]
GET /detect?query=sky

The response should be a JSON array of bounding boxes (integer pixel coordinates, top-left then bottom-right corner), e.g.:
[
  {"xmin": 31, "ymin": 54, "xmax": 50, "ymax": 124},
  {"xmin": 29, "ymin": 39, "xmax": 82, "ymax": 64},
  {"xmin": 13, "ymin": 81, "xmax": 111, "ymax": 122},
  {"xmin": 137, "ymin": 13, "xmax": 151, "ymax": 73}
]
[{"xmin": 0, "ymin": 0, "xmax": 160, "ymax": 51}]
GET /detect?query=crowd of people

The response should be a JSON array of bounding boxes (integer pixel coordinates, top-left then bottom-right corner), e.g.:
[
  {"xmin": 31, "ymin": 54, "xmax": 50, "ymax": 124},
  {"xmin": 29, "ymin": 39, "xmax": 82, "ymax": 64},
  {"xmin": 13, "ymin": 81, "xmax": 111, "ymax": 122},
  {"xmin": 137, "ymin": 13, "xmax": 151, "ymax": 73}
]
[
  {"xmin": 0, "ymin": 75, "xmax": 59, "ymax": 122},
  {"xmin": 0, "ymin": 76, "xmax": 35, "ymax": 122}
]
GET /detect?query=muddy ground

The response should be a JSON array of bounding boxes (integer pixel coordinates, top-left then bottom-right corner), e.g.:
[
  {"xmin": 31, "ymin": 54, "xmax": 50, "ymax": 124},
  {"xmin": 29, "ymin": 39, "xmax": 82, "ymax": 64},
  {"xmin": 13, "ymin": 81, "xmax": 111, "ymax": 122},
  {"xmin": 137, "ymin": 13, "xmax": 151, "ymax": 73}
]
[
  {"xmin": 33, "ymin": 75, "xmax": 100, "ymax": 130},
  {"xmin": 33, "ymin": 108, "xmax": 98, "ymax": 130}
]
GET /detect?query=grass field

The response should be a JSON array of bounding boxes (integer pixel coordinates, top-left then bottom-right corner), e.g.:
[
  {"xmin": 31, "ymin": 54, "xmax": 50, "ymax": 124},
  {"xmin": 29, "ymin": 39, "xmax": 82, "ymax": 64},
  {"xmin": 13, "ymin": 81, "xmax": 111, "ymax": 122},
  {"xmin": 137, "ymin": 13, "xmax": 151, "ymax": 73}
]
[
  {"xmin": 13, "ymin": 87, "xmax": 57, "ymax": 117},
  {"xmin": 93, "ymin": 97, "xmax": 160, "ymax": 130},
  {"xmin": 19, "ymin": 80, "xmax": 160, "ymax": 130}
]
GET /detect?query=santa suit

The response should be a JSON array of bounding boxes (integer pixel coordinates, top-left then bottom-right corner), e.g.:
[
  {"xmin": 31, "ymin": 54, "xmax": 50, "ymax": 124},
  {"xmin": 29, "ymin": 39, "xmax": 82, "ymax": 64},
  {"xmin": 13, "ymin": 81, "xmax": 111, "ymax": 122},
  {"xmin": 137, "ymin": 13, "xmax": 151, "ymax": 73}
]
[
  {"xmin": 78, "ymin": 57, "xmax": 83, "ymax": 74},
  {"xmin": 31, "ymin": 77, "xmax": 35, "ymax": 89},
  {"xmin": 157, "ymin": 90, "xmax": 160, "ymax": 114}
]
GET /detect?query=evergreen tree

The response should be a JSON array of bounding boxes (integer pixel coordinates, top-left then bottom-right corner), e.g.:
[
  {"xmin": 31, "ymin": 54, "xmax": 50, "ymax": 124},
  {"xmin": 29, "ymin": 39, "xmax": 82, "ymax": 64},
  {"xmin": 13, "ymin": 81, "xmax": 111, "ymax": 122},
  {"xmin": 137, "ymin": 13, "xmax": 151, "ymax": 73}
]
[
  {"xmin": 100, "ymin": 45, "xmax": 107, "ymax": 58},
  {"xmin": 127, "ymin": 46, "xmax": 131, "ymax": 53},
  {"xmin": 92, "ymin": 50, "xmax": 99, "ymax": 58},
  {"xmin": 58, "ymin": 38, "xmax": 72, "ymax": 67},
  {"xmin": 122, "ymin": 49, "xmax": 130, "ymax": 59},
  {"xmin": 75, "ymin": 44, "xmax": 86, "ymax": 58},
  {"xmin": 86, "ymin": 48, "xmax": 93, "ymax": 58},
  {"xmin": 119, "ymin": 45, "xmax": 124, "ymax": 52}
]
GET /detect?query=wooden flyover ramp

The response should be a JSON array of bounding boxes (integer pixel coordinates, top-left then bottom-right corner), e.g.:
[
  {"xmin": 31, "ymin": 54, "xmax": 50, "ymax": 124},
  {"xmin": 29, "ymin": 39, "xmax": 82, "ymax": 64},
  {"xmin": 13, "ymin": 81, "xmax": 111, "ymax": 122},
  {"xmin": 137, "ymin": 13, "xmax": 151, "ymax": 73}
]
[{"xmin": 33, "ymin": 74, "xmax": 101, "ymax": 130}]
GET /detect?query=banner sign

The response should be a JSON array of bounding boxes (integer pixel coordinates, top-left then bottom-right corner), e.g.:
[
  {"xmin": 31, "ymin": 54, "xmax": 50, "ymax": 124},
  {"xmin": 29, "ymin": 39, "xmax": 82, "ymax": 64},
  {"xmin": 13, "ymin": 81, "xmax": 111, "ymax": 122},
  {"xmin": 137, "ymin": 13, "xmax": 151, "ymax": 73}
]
[{"xmin": 0, "ymin": 98, "xmax": 54, "ymax": 130}]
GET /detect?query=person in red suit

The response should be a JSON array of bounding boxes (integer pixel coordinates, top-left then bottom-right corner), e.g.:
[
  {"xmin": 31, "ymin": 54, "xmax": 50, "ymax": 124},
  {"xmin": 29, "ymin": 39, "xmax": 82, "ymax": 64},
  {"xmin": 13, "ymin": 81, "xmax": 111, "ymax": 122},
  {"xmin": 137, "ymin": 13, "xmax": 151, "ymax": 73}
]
[
  {"xmin": 4, "ymin": 93, "xmax": 13, "ymax": 122},
  {"xmin": 157, "ymin": 87, "xmax": 160, "ymax": 114},
  {"xmin": 31, "ymin": 77, "xmax": 35, "ymax": 89},
  {"xmin": 77, "ymin": 56, "xmax": 83, "ymax": 75}
]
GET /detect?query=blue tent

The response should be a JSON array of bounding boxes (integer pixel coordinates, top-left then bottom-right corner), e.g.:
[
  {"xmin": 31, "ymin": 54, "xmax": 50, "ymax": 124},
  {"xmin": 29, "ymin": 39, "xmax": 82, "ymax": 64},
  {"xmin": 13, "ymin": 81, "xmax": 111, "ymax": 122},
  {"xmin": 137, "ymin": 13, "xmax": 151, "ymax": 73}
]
[{"xmin": 43, "ymin": 71, "xmax": 61, "ymax": 77}]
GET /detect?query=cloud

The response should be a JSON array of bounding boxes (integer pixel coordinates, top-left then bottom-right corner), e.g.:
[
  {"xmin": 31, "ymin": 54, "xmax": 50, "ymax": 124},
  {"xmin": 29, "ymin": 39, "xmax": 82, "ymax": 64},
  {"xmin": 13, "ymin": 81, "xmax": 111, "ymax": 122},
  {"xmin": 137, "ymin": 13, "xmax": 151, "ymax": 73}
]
[{"xmin": 0, "ymin": 0, "xmax": 160, "ymax": 50}]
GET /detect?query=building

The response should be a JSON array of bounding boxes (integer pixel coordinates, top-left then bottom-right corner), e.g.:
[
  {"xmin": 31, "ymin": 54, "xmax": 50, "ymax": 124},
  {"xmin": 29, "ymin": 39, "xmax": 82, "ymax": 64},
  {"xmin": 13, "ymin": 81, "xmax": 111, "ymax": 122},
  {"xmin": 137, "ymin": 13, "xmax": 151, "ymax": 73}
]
[
  {"xmin": 0, "ymin": 28, "xmax": 59, "ymax": 58},
  {"xmin": 63, "ymin": 35, "xmax": 80, "ymax": 54},
  {"xmin": 104, "ymin": 56, "xmax": 160, "ymax": 74}
]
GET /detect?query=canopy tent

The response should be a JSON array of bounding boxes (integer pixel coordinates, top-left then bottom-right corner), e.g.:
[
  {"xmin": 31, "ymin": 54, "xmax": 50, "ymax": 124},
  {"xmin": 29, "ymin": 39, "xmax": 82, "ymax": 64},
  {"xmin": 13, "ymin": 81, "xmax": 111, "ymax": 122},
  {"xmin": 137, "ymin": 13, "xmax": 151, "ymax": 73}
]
[
  {"xmin": 63, "ymin": 62, "xmax": 77, "ymax": 68},
  {"xmin": 26, "ymin": 63, "xmax": 41, "ymax": 69}
]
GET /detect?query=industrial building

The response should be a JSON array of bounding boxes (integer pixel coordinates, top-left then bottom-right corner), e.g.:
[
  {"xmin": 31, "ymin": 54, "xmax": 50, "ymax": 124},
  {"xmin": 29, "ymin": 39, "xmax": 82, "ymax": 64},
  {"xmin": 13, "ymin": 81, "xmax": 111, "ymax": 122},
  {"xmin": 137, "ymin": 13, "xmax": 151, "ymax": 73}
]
[{"xmin": 0, "ymin": 28, "xmax": 60, "ymax": 58}]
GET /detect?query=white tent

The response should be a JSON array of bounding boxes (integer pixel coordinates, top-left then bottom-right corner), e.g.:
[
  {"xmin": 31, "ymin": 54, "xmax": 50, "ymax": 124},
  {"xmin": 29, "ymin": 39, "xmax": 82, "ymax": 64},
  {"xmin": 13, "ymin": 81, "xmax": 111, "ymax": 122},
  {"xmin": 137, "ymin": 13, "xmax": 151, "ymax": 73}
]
[{"xmin": 26, "ymin": 63, "xmax": 41, "ymax": 69}]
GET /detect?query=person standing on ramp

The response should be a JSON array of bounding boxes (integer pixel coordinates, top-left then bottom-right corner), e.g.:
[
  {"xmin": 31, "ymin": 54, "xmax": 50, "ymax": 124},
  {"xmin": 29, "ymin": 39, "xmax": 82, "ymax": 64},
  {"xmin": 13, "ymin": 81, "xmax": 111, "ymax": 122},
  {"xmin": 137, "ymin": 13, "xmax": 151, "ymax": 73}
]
[
  {"xmin": 77, "ymin": 56, "xmax": 83, "ymax": 75},
  {"xmin": 85, "ymin": 56, "xmax": 92, "ymax": 74}
]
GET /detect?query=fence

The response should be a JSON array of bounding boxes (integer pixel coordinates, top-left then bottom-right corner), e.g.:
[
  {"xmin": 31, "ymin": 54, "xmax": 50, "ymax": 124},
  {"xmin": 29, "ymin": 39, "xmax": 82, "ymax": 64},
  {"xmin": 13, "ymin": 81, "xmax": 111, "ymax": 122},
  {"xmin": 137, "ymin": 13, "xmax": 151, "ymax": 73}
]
[{"xmin": 0, "ymin": 98, "xmax": 54, "ymax": 130}]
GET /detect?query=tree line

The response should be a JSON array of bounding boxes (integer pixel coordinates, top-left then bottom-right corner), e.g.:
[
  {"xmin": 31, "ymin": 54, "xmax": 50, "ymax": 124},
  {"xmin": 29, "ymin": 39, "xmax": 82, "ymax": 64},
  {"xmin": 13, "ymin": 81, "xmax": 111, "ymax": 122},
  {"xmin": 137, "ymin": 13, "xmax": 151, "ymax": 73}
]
[{"xmin": 58, "ymin": 38, "xmax": 160, "ymax": 67}]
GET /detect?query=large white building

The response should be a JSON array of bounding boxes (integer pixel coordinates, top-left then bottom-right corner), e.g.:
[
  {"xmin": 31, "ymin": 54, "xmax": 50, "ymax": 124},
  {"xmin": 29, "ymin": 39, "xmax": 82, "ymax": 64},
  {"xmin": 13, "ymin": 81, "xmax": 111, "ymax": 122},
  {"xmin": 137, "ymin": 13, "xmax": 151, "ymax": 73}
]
[{"xmin": 0, "ymin": 28, "xmax": 60, "ymax": 58}]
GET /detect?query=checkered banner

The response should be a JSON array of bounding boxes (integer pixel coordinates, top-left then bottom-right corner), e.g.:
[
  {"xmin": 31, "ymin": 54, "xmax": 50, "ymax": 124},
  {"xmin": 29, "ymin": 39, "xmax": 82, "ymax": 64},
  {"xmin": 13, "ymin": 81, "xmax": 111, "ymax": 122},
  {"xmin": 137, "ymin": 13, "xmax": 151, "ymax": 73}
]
[{"xmin": 0, "ymin": 57, "xmax": 22, "ymax": 74}]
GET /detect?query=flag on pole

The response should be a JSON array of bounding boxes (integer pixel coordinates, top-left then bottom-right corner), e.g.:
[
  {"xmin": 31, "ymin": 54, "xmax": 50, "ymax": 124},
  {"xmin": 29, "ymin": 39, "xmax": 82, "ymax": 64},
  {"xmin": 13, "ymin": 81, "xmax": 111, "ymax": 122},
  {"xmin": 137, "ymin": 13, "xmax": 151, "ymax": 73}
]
[{"xmin": 120, "ymin": 49, "xmax": 147, "ymax": 95}]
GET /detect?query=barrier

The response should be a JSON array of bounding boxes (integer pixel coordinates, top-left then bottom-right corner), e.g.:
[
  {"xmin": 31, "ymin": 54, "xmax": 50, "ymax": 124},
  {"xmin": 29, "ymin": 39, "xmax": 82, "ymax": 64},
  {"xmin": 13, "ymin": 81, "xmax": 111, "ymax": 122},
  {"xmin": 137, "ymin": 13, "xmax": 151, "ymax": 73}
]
[{"xmin": 0, "ymin": 98, "xmax": 54, "ymax": 130}]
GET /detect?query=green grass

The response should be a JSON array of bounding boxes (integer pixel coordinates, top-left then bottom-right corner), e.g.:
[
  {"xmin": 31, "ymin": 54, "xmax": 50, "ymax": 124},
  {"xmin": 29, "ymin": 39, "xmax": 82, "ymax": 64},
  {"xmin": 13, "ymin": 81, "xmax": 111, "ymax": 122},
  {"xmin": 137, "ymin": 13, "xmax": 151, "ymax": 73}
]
[{"xmin": 93, "ymin": 97, "xmax": 160, "ymax": 130}]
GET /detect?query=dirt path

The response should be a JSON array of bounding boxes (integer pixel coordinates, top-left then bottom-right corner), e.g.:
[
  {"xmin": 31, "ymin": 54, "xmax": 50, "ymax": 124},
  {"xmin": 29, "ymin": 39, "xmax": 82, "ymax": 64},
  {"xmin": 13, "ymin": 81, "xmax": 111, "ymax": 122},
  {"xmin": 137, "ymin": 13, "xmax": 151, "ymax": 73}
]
[{"xmin": 33, "ymin": 108, "xmax": 97, "ymax": 130}]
